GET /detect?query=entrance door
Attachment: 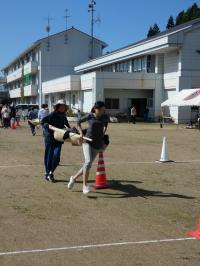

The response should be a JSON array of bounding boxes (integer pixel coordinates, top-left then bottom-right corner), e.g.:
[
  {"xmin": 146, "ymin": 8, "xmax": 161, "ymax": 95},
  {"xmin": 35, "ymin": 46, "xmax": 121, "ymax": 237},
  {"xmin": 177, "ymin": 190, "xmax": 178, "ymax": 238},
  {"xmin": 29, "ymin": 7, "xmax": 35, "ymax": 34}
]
[{"xmin": 129, "ymin": 98, "xmax": 147, "ymax": 118}]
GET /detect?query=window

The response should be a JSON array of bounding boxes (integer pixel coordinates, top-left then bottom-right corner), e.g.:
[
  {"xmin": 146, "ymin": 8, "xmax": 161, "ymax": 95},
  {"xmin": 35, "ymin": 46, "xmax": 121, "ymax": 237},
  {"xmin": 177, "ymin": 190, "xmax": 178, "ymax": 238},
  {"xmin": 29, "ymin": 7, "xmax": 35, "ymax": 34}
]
[
  {"xmin": 45, "ymin": 95, "xmax": 49, "ymax": 104},
  {"xmin": 147, "ymin": 98, "xmax": 153, "ymax": 108},
  {"xmin": 32, "ymin": 52, "xmax": 36, "ymax": 61},
  {"xmin": 115, "ymin": 61, "xmax": 129, "ymax": 72},
  {"xmin": 31, "ymin": 75, "xmax": 36, "ymax": 85},
  {"xmin": 132, "ymin": 58, "xmax": 141, "ymax": 72},
  {"xmin": 105, "ymin": 98, "xmax": 120, "ymax": 109},
  {"xmin": 32, "ymin": 97, "xmax": 36, "ymax": 104},
  {"xmin": 101, "ymin": 65, "xmax": 113, "ymax": 72},
  {"xmin": 51, "ymin": 96, "xmax": 55, "ymax": 105},
  {"xmin": 137, "ymin": 58, "xmax": 142, "ymax": 71},
  {"xmin": 141, "ymin": 57, "xmax": 147, "ymax": 71},
  {"xmin": 24, "ymin": 74, "xmax": 31, "ymax": 86},
  {"xmin": 147, "ymin": 55, "xmax": 155, "ymax": 73},
  {"xmin": 72, "ymin": 95, "xmax": 76, "ymax": 106},
  {"xmin": 132, "ymin": 57, "xmax": 147, "ymax": 72}
]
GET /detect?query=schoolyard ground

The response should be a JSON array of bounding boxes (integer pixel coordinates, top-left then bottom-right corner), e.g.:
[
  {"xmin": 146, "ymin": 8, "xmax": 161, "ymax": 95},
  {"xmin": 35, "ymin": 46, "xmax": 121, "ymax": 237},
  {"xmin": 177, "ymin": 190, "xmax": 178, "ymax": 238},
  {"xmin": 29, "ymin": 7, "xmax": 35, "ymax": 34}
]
[{"xmin": 0, "ymin": 122, "xmax": 199, "ymax": 266}]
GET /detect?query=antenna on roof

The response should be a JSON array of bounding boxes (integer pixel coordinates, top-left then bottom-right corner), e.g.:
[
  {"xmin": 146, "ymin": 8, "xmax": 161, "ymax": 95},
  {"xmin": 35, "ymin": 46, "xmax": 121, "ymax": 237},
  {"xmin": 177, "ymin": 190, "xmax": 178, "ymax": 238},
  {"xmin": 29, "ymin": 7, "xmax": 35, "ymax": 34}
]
[
  {"xmin": 64, "ymin": 8, "xmax": 71, "ymax": 44},
  {"xmin": 88, "ymin": 0, "xmax": 97, "ymax": 59},
  {"xmin": 45, "ymin": 16, "xmax": 53, "ymax": 51}
]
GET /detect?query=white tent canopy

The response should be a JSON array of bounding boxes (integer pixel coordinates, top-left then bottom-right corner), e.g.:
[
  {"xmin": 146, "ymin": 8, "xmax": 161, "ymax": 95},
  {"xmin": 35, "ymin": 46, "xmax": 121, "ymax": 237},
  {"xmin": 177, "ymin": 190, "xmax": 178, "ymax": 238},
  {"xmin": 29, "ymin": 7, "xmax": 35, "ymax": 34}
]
[{"xmin": 161, "ymin": 89, "xmax": 200, "ymax": 107}]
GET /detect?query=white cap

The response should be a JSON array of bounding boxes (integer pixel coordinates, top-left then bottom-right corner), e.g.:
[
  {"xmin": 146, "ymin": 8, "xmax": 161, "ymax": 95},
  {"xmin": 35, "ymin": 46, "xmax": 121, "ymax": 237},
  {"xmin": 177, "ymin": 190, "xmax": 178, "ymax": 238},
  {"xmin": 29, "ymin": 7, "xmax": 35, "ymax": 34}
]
[{"xmin": 55, "ymin": 99, "xmax": 66, "ymax": 106}]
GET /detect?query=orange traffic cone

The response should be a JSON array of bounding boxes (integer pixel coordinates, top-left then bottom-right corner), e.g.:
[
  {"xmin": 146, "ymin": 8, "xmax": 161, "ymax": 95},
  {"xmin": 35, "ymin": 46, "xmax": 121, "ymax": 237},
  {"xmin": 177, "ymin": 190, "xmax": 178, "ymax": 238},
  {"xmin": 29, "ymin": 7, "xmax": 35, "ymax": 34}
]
[
  {"xmin": 11, "ymin": 119, "xmax": 16, "ymax": 129},
  {"xmin": 187, "ymin": 217, "xmax": 200, "ymax": 240},
  {"xmin": 93, "ymin": 152, "xmax": 109, "ymax": 189}
]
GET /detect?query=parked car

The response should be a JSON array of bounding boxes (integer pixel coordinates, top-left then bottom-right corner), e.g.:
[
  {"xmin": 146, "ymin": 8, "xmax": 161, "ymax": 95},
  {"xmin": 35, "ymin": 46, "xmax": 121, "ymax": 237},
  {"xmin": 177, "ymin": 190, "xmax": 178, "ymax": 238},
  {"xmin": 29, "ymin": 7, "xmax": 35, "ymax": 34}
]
[{"xmin": 16, "ymin": 104, "xmax": 39, "ymax": 119}]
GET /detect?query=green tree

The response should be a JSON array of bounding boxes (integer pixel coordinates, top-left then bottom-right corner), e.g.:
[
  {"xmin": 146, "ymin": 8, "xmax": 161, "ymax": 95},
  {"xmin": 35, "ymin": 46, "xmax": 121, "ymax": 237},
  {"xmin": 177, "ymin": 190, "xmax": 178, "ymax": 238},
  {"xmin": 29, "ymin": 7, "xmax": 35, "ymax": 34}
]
[
  {"xmin": 166, "ymin": 16, "xmax": 175, "ymax": 29},
  {"xmin": 152, "ymin": 23, "xmax": 160, "ymax": 34},
  {"xmin": 147, "ymin": 24, "xmax": 160, "ymax": 38},
  {"xmin": 147, "ymin": 26, "xmax": 154, "ymax": 38},
  {"xmin": 185, "ymin": 3, "xmax": 200, "ymax": 20},
  {"xmin": 175, "ymin": 10, "xmax": 187, "ymax": 25}
]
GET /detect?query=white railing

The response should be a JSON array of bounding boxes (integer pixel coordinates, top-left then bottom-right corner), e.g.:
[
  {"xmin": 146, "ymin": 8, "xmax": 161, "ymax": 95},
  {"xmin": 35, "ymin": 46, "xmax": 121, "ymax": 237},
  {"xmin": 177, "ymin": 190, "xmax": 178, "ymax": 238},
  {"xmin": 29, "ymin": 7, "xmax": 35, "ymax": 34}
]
[
  {"xmin": 42, "ymin": 75, "xmax": 80, "ymax": 94},
  {"xmin": 7, "ymin": 68, "xmax": 22, "ymax": 83},
  {"xmin": 24, "ymin": 84, "xmax": 38, "ymax": 96},
  {"xmin": 9, "ymin": 88, "xmax": 21, "ymax": 98},
  {"xmin": 23, "ymin": 61, "xmax": 38, "ymax": 75}
]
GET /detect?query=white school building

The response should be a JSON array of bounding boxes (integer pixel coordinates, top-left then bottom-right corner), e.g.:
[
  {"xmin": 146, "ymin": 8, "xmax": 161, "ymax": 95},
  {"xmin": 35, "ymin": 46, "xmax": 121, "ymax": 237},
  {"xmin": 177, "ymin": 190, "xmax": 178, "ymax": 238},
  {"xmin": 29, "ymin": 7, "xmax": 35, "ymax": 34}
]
[
  {"xmin": 2, "ymin": 18, "xmax": 200, "ymax": 122},
  {"xmin": 1, "ymin": 27, "xmax": 107, "ymax": 108},
  {"xmin": 42, "ymin": 18, "xmax": 200, "ymax": 122}
]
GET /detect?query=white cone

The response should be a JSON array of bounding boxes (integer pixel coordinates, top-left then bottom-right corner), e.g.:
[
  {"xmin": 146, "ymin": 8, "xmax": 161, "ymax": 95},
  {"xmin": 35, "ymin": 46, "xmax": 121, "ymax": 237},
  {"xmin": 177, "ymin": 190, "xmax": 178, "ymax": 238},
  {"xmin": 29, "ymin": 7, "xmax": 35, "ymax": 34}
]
[{"xmin": 160, "ymin": 136, "xmax": 170, "ymax": 162}]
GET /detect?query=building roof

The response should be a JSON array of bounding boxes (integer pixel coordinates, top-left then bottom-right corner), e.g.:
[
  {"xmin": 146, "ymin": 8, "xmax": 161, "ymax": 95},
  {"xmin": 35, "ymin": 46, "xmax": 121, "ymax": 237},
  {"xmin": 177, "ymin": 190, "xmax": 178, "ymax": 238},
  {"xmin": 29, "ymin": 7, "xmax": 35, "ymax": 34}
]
[
  {"xmin": 108, "ymin": 17, "xmax": 200, "ymax": 54},
  {"xmin": 75, "ymin": 17, "xmax": 200, "ymax": 72},
  {"xmin": 1, "ymin": 27, "xmax": 108, "ymax": 71}
]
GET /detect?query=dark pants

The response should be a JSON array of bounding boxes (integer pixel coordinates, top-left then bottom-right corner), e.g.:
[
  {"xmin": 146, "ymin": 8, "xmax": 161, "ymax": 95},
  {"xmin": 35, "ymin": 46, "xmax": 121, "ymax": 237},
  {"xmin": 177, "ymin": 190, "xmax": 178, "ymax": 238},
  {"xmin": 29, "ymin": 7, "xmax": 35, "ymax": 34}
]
[
  {"xmin": 3, "ymin": 118, "xmax": 9, "ymax": 128},
  {"xmin": 28, "ymin": 121, "xmax": 36, "ymax": 135},
  {"xmin": 131, "ymin": 115, "xmax": 136, "ymax": 124},
  {"xmin": 44, "ymin": 137, "xmax": 62, "ymax": 175},
  {"xmin": 144, "ymin": 114, "xmax": 149, "ymax": 121}
]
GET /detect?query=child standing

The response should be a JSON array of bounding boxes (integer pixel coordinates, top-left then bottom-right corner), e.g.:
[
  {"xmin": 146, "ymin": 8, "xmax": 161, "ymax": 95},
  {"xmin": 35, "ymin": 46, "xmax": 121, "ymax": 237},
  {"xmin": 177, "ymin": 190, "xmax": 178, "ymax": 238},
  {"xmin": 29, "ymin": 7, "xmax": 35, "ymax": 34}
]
[{"xmin": 3, "ymin": 107, "xmax": 9, "ymax": 129}]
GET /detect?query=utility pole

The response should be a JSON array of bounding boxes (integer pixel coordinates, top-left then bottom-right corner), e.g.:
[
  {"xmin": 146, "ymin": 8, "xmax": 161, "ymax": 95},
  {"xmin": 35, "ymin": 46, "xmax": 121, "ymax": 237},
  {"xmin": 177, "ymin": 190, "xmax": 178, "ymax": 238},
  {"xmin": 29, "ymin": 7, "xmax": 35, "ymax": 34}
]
[
  {"xmin": 45, "ymin": 16, "xmax": 53, "ymax": 51},
  {"xmin": 88, "ymin": 0, "xmax": 96, "ymax": 59},
  {"xmin": 64, "ymin": 8, "xmax": 70, "ymax": 44}
]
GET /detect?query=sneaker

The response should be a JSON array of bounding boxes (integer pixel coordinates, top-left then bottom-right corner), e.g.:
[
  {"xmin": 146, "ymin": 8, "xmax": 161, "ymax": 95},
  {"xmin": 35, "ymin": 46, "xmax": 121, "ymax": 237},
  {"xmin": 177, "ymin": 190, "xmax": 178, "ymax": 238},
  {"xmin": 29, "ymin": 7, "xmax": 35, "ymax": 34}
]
[
  {"xmin": 83, "ymin": 185, "xmax": 90, "ymax": 194},
  {"xmin": 68, "ymin": 176, "xmax": 75, "ymax": 190},
  {"xmin": 44, "ymin": 173, "xmax": 49, "ymax": 181},
  {"xmin": 47, "ymin": 173, "xmax": 56, "ymax": 183}
]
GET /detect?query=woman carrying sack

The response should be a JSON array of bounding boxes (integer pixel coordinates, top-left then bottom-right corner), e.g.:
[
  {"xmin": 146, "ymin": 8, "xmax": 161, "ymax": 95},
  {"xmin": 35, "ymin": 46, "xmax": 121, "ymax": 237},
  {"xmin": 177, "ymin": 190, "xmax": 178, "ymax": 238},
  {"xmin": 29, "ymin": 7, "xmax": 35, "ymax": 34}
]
[
  {"xmin": 42, "ymin": 100, "xmax": 71, "ymax": 183},
  {"xmin": 67, "ymin": 101, "xmax": 109, "ymax": 194}
]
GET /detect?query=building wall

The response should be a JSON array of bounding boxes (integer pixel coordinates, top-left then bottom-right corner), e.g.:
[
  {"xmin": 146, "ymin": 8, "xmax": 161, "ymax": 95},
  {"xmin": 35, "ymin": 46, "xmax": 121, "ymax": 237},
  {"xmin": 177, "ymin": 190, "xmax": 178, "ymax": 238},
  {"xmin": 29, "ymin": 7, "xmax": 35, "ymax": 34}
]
[
  {"xmin": 104, "ymin": 89, "xmax": 154, "ymax": 116},
  {"xmin": 3, "ymin": 29, "xmax": 105, "ymax": 107},
  {"xmin": 79, "ymin": 72, "xmax": 160, "ymax": 117},
  {"xmin": 164, "ymin": 51, "xmax": 179, "ymax": 74},
  {"xmin": 179, "ymin": 27, "xmax": 200, "ymax": 90},
  {"xmin": 82, "ymin": 90, "xmax": 93, "ymax": 112},
  {"xmin": 41, "ymin": 30, "xmax": 104, "ymax": 83}
]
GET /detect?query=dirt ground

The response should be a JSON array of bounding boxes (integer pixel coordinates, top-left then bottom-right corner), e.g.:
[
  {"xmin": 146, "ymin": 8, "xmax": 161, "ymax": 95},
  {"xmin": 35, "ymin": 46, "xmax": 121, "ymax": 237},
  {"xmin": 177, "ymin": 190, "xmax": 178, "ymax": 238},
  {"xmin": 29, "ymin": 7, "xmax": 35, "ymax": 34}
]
[{"xmin": 0, "ymin": 121, "xmax": 200, "ymax": 266}]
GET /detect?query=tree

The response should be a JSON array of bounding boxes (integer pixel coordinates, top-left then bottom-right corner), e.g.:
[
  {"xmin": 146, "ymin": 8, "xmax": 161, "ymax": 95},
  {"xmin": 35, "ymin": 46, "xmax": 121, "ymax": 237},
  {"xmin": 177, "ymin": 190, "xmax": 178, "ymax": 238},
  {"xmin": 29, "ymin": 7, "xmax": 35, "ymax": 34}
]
[
  {"xmin": 147, "ymin": 26, "xmax": 154, "ymax": 38},
  {"xmin": 175, "ymin": 10, "xmax": 187, "ymax": 26},
  {"xmin": 166, "ymin": 16, "xmax": 175, "ymax": 29},
  {"xmin": 147, "ymin": 23, "xmax": 160, "ymax": 38},
  {"xmin": 147, "ymin": 3, "xmax": 200, "ymax": 37},
  {"xmin": 185, "ymin": 3, "xmax": 200, "ymax": 21},
  {"xmin": 176, "ymin": 3, "xmax": 200, "ymax": 26},
  {"xmin": 152, "ymin": 23, "xmax": 160, "ymax": 34}
]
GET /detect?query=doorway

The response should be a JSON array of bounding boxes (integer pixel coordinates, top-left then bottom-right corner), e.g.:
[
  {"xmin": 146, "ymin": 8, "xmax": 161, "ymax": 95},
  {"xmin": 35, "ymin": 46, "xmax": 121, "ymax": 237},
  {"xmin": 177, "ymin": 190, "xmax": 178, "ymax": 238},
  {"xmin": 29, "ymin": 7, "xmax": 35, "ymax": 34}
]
[{"xmin": 128, "ymin": 98, "xmax": 147, "ymax": 118}]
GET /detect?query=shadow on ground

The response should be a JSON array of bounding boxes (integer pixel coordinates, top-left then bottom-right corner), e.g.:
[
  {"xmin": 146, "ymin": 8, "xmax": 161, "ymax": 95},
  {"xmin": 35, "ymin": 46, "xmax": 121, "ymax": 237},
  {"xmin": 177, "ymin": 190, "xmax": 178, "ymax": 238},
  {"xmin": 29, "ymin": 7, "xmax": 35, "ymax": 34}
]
[{"xmin": 90, "ymin": 180, "xmax": 195, "ymax": 200}]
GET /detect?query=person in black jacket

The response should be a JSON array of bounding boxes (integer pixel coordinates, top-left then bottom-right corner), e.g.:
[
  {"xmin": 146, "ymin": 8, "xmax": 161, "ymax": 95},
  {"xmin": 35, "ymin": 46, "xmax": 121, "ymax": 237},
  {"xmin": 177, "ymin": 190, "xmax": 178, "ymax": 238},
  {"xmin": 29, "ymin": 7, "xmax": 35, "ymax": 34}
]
[
  {"xmin": 67, "ymin": 101, "xmax": 109, "ymax": 194},
  {"xmin": 42, "ymin": 100, "xmax": 71, "ymax": 182}
]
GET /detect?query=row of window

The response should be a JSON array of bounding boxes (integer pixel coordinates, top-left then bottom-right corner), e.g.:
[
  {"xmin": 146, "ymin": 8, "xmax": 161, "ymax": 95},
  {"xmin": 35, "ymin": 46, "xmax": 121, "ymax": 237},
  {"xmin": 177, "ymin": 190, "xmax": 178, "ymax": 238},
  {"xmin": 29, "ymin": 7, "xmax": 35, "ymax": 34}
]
[
  {"xmin": 7, "ymin": 74, "xmax": 37, "ymax": 90},
  {"xmin": 46, "ymin": 94, "xmax": 77, "ymax": 106},
  {"xmin": 101, "ymin": 55, "xmax": 155, "ymax": 73},
  {"xmin": 5, "ymin": 51, "xmax": 38, "ymax": 75},
  {"xmin": 105, "ymin": 98, "xmax": 153, "ymax": 109}
]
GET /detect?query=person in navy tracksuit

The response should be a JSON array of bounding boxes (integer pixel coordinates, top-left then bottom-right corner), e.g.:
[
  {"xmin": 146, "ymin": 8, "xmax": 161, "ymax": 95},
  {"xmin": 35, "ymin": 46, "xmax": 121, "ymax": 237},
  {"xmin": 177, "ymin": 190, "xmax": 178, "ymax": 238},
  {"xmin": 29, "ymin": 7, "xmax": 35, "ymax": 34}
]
[
  {"xmin": 28, "ymin": 107, "xmax": 38, "ymax": 136},
  {"xmin": 41, "ymin": 100, "xmax": 71, "ymax": 183}
]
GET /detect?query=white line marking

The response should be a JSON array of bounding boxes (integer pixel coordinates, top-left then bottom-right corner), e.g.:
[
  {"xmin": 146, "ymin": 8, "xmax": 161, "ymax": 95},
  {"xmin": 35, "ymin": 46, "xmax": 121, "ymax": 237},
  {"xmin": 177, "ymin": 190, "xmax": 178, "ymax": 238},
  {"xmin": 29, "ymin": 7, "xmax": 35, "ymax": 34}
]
[
  {"xmin": 0, "ymin": 237, "xmax": 195, "ymax": 256},
  {"xmin": 1, "ymin": 159, "xmax": 200, "ymax": 168},
  {"xmin": 0, "ymin": 164, "xmax": 38, "ymax": 168}
]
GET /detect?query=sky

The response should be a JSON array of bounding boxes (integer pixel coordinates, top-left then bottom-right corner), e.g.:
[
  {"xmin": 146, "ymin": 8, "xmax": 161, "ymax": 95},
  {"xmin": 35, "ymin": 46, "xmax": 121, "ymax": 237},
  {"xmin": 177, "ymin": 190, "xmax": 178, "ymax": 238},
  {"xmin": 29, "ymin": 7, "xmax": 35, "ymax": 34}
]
[{"xmin": 1, "ymin": 0, "xmax": 200, "ymax": 69}]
